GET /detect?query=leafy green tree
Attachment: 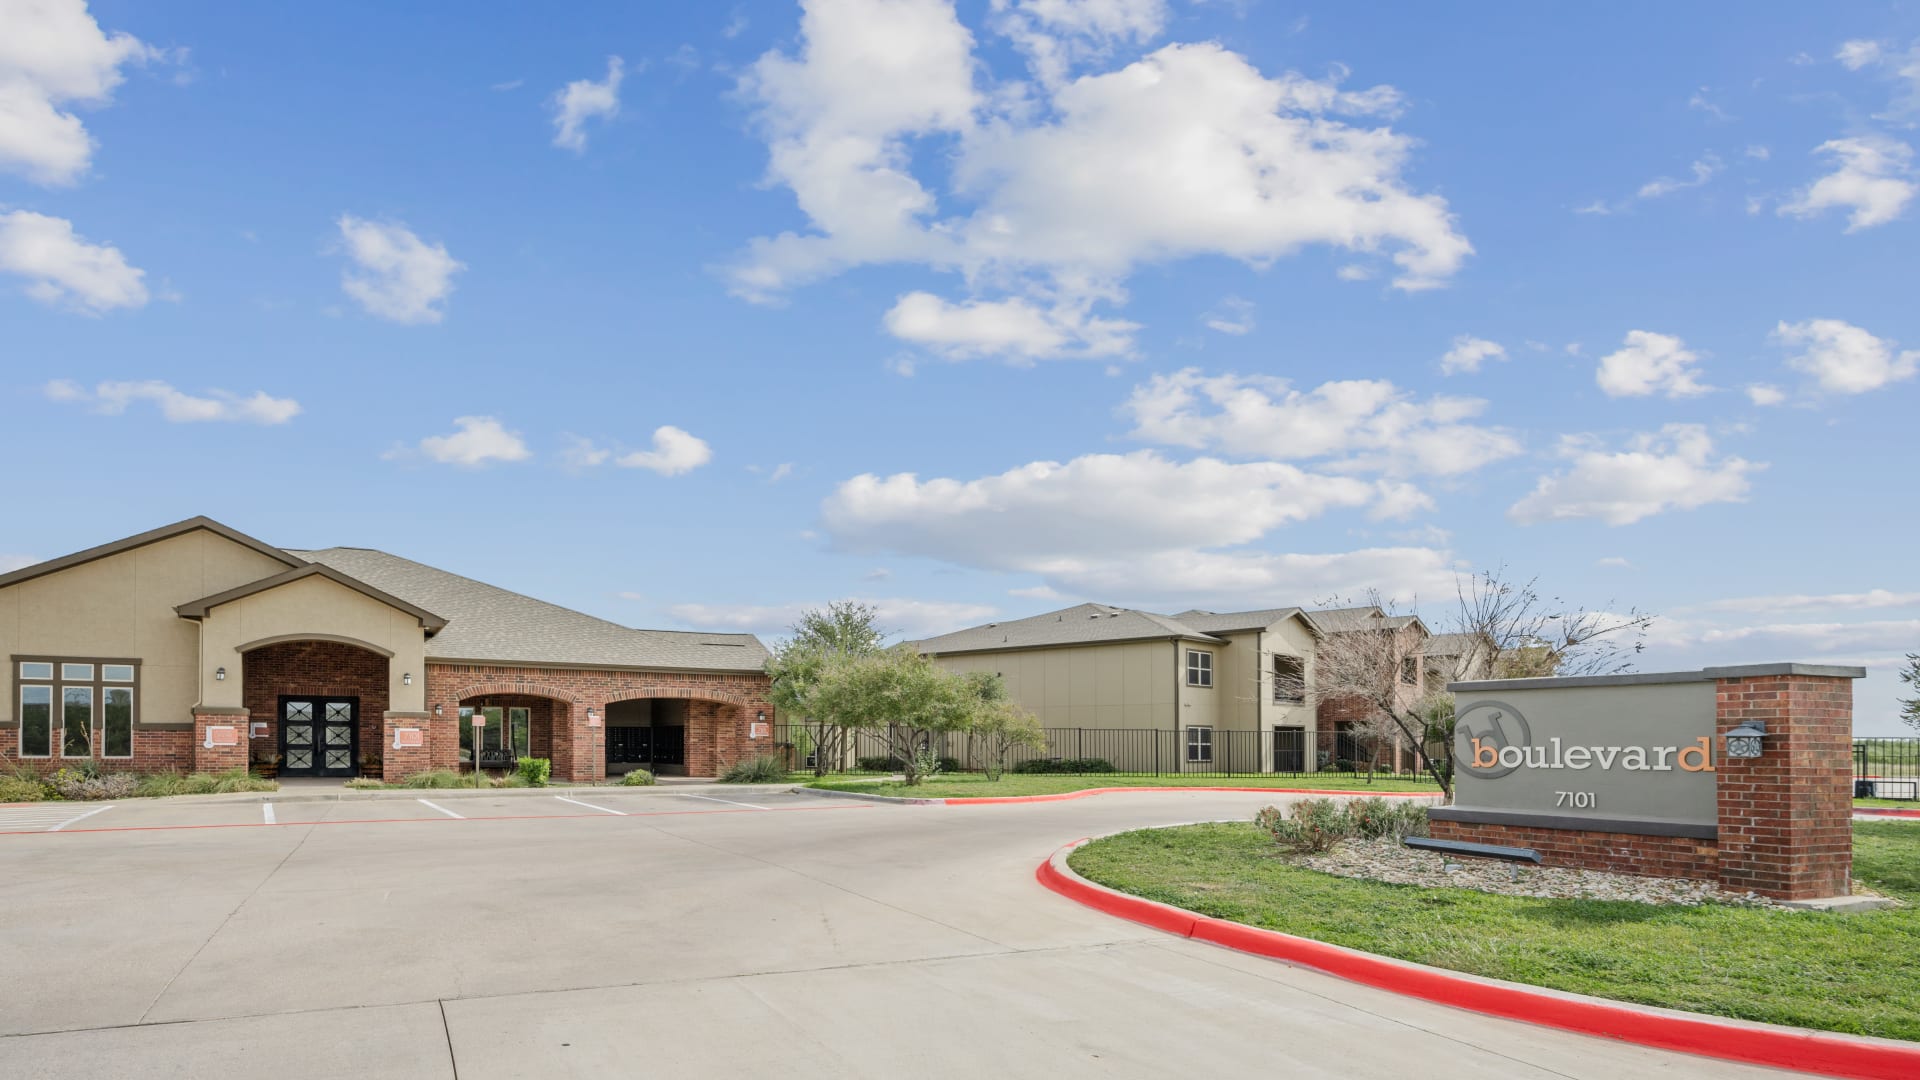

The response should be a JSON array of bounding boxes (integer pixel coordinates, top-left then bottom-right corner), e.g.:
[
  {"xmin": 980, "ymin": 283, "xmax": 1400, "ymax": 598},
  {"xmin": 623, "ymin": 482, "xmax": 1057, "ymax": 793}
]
[
  {"xmin": 1901, "ymin": 654, "xmax": 1920, "ymax": 735},
  {"xmin": 787, "ymin": 600, "xmax": 888, "ymax": 657},
  {"xmin": 766, "ymin": 602, "xmax": 889, "ymax": 776},
  {"xmin": 808, "ymin": 646, "xmax": 976, "ymax": 785},
  {"xmin": 971, "ymin": 698, "xmax": 1045, "ymax": 780}
]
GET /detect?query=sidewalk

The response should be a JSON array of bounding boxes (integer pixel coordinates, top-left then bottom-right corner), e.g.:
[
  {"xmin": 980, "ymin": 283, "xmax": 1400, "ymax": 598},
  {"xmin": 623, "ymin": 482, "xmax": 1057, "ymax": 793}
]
[{"xmin": 154, "ymin": 780, "xmax": 811, "ymax": 807}]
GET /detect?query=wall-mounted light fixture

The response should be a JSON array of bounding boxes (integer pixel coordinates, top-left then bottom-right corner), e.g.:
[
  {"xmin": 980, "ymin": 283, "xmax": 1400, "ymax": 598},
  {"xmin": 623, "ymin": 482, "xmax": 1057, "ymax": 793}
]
[
  {"xmin": 433, "ymin": 704, "xmax": 443, "ymax": 717},
  {"xmin": 214, "ymin": 667, "xmax": 226, "ymax": 681},
  {"xmin": 1724, "ymin": 720, "xmax": 1767, "ymax": 760},
  {"xmin": 403, "ymin": 672, "xmax": 413, "ymax": 686},
  {"xmin": 757, "ymin": 711, "xmax": 766, "ymax": 723},
  {"xmin": 586, "ymin": 707, "xmax": 598, "ymax": 722}
]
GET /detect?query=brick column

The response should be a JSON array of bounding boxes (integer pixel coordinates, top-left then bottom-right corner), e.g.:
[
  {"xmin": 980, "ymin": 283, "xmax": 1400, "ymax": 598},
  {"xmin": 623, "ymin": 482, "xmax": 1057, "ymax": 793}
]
[
  {"xmin": 1712, "ymin": 664, "xmax": 1858, "ymax": 900},
  {"xmin": 192, "ymin": 709, "xmax": 249, "ymax": 774},
  {"xmin": 382, "ymin": 712, "xmax": 433, "ymax": 783}
]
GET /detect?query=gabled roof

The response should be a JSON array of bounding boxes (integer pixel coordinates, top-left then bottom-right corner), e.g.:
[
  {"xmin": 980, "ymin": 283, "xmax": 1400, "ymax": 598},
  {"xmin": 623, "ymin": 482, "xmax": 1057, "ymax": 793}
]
[
  {"xmin": 1308, "ymin": 605, "xmax": 1424, "ymax": 634},
  {"xmin": 293, "ymin": 547, "xmax": 770, "ymax": 673},
  {"xmin": 1423, "ymin": 632, "xmax": 1481, "ymax": 657},
  {"xmin": 916, "ymin": 603, "xmax": 1226, "ymax": 655},
  {"xmin": 175, "ymin": 563, "xmax": 448, "ymax": 632},
  {"xmin": 0, "ymin": 515, "xmax": 303, "ymax": 591},
  {"xmin": 1171, "ymin": 606, "xmax": 1314, "ymax": 635}
]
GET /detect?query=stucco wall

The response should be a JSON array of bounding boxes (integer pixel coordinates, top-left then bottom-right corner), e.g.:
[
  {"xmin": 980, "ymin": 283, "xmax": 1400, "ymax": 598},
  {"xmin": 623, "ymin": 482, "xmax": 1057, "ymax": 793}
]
[
  {"xmin": 1259, "ymin": 617, "xmax": 1317, "ymax": 732},
  {"xmin": 197, "ymin": 574, "xmax": 429, "ymax": 713},
  {"xmin": 0, "ymin": 530, "xmax": 291, "ymax": 728},
  {"xmin": 932, "ymin": 640, "xmax": 1179, "ymax": 730}
]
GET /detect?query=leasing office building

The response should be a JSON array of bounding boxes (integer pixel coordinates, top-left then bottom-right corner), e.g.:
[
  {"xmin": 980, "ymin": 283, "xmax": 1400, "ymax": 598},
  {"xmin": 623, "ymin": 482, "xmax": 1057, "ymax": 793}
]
[{"xmin": 0, "ymin": 517, "xmax": 774, "ymax": 782}]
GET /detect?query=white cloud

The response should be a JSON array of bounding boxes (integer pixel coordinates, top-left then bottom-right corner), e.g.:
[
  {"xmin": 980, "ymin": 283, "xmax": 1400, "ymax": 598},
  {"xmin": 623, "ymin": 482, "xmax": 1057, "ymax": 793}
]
[
  {"xmin": 45, "ymin": 379, "xmax": 300, "ymax": 423},
  {"xmin": 1044, "ymin": 545, "xmax": 1460, "ymax": 609},
  {"xmin": 1778, "ymin": 137, "xmax": 1915, "ymax": 232},
  {"xmin": 335, "ymin": 215, "xmax": 463, "ymax": 324},
  {"xmin": 992, "ymin": 0, "xmax": 1169, "ymax": 88},
  {"xmin": 1009, "ymin": 584, "xmax": 1062, "ymax": 600},
  {"xmin": 1596, "ymin": 556, "xmax": 1634, "ymax": 569},
  {"xmin": 1595, "ymin": 330, "xmax": 1710, "ymax": 398},
  {"xmin": 1835, "ymin": 38, "xmax": 1920, "ymax": 123},
  {"xmin": 0, "ymin": 209, "xmax": 146, "ymax": 312},
  {"xmin": 1508, "ymin": 424, "xmax": 1760, "ymax": 526},
  {"xmin": 414, "ymin": 416, "xmax": 531, "ymax": 467},
  {"xmin": 1124, "ymin": 368, "xmax": 1522, "ymax": 477},
  {"xmin": 1838, "ymin": 40, "xmax": 1885, "ymax": 70},
  {"xmin": 1746, "ymin": 384, "xmax": 1787, "ymax": 406},
  {"xmin": 1745, "ymin": 144, "xmax": 1770, "ymax": 161},
  {"xmin": 1335, "ymin": 263, "xmax": 1374, "ymax": 281},
  {"xmin": 1439, "ymin": 334, "xmax": 1506, "ymax": 375},
  {"xmin": 1202, "ymin": 295, "xmax": 1254, "ymax": 335},
  {"xmin": 736, "ymin": 3, "xmax": 1470, "ymax": 358},
  {"xmin": 667, "ymin": 597, "xmax": 999, "ymax": 640},
  {"xmin": 766, "ymin": 462, "xmax": 795, "ymax": 483},
  {"xmin": 569, "ymin": 426, "xmax": 713, "ymax": 476},
  {"xmin": 0, "ymin": 0, "xmax": 161, "ymax": 185},
  {"xmin": 1686, "ymin": 89, "xmax": 1731, "ymax": 122},
  {"xmin": 1704, "ymin": 589, "xmax": 1920, "ymax": 614},
  {"xmin": 1773, "ymin": 318, "xmax": 1918, "ymax": 395},
  {"xmin": 1636, "ymin": 154, "xmax": 1721, "ymax": 199},
  {"xmin": 550, "ymin": 56, "xmax": 624, "ymax": 152},
  {"xmin": 883, "ymin": 290, "xmax": 1136, "ymax": 360}
]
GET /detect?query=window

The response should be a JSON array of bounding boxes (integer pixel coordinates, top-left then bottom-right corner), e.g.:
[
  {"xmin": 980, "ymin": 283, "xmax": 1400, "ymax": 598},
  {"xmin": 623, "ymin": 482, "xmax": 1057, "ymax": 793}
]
[
  {"xmin": 20, "ymin": 686, "xmax": 52, "ymax": 757},
  {"xmin": 1400, "ymin": 656, "xmax": 1419, "ymax": 685},
  {"xmin": 510, "ymin": 707, "xmax": 530, "ymax": 757},
  {"xmin": 1186, "ymin": 649, "xmax": 1213, "ymax": 688},
  {"xmin": 1272, "ymin": 655, "xmax": 1305, "ymax": 704},
  {"xmin": 1186, "ymin": 725, "xmax": 1213, "ymax": 763},
  {"xmin": 14, "ymin": 657, "xmax": 137, "ymax": 761}
]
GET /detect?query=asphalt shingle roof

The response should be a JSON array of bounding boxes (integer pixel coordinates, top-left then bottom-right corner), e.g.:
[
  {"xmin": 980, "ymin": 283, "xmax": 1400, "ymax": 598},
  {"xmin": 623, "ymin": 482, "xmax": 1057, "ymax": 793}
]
[
  {"xmin": 1306, "ymin": 605, "xmax": 1420, "ymax": 633},
  {"xmin": 292, "ymin": 547, "xmax": 769, "ymax": 673},
  {"xmin": 1171, "ymin": 607, "xmax": 1309, "ymax": 634},
  {"xmin": 916, "ymin": 603, "xmax": 1226, "ymax": 655}
]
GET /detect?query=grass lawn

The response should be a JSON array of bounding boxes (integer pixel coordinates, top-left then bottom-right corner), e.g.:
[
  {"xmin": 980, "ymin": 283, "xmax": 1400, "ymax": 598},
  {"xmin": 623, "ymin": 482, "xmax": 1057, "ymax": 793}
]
[
  {"xmin": 1069, "ymin": 821, "xmax": 1920, "ymax": 1041},
  {"xmin": 1856, "ymin": 797, "xmax": 1920, "ymax": 810},
  {"xmin": 807, "ymin": 773, "xmax": 1446, "ymax": 799}
]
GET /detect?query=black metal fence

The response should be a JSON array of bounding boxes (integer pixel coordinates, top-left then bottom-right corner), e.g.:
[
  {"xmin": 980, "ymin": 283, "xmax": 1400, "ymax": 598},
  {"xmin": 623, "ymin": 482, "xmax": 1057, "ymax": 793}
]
[
  {"xmin": 773, "ymin": 725, "xmax": 1424, "ymax": 779},
  {"xmin": 1855, "ymin": 738, "xmax": 1920, "ymax": 799}
]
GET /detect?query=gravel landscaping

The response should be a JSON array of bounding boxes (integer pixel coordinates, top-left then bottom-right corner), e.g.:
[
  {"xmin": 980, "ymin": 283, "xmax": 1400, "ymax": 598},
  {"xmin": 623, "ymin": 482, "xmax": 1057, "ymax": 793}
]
[{"xmin": 1299, "ymin": 837, "xmax": 1791, "ymax": 908}]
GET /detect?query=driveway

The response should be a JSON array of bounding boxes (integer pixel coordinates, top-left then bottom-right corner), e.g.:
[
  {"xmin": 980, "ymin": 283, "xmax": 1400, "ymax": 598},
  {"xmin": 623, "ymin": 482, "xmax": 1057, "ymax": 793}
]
[{"xmin": 0, "ymin": 787, "xmax": 1794, "ymax": 1078}]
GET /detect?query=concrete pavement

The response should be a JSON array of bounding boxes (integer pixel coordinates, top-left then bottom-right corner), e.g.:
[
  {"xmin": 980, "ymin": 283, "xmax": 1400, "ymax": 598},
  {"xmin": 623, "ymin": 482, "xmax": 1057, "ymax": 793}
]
[{"xmin": 0, "ymin": 788, "xmax": 1799, "ymax": 1078}]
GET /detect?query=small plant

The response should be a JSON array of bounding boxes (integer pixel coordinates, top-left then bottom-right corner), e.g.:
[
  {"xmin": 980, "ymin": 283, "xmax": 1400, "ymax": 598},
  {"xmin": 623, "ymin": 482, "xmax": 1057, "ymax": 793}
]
[
  {"xmin": 401, "ymin": 769, "xmax": 467, "ymax": 789},
  {"xmin": 621, "ymin": 768, "xmax": 656, "ymax": 786},
  {"xmin": 1256, "ymin": 798, "xmax": 1356, "ymax": 854},
  {"xmin": 490, "ymin": 772, "xmax": 530, "ymax": 788},
  {"xmin": 515, "ymin": 757, "xmax": 551, "ymax": 787},
  {"xmin": 1010, "ymin": 757, "xmax": 1116, "ymax": 775},
  {"xmin": 0, "ymin": 775, "xmax": 49, "ymax": 802},
  {"xmin": 909, "ymin": 746, "xmax": 944, "ymax": 782},
  {"xmin": 719, "ymin": 755, "xmax": 787, "ymax": 783},
  {"xmin": 344, "ymin": 777, "xmax": 385, "ymax": 790},
  {"xmin": 46, "ymin": 767, "xmax": 136, "ymax": 801}
]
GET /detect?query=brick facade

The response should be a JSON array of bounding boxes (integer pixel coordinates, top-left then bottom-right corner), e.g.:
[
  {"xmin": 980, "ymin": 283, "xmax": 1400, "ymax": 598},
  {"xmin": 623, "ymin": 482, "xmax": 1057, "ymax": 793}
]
[
  {"xmin": 1430, "ymin": 667, "xmax": 1859, "ymax": 901},
  {"xmin": 381, "ymin": 714, "xmax": 433, "ymax": 782},
  {"xmin": 243, "ymin": 640, "xmax": 390, "ymax": 775},
  {"xmin": 423, "ymin": 663, "xmax": 775, "ymax": 782},
  {"xmin": 192, "ymin": 710, "xmax": 250, "ymax": 774},
  {"xmin": 0, "ymin": 717, "xmax": 195, "ymax": 776}
]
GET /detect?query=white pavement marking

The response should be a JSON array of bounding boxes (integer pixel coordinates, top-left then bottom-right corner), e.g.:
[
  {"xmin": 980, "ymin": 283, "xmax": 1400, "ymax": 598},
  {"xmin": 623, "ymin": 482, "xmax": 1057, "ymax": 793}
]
[
  {"xmin": 262, "ymin": 803, "xmax": 277, "ymax": 825},
  {"xmin": 554, "ymin": 795, "xmax": 625, "ymax": 816},
  {"xmin": 416, "ymin": 799, "xmax": 464, "ymax": 819},
  {"xmin": 0, "ymin": 807, "xmax": 104, "ymax": 831},
  {"xmin": 676, "ymin": 792, "xmax": 769, "ymax": 811},
  {"xmin": 48, "ymin": 804, "xmax": 113, "ymax": 831}
]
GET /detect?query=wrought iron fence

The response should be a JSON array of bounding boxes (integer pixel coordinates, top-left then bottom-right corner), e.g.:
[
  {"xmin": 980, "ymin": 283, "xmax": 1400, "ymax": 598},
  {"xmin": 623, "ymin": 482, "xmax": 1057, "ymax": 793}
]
[
  {"xmin": 772, "ymin": 724, "xmax": 1427, "ymax": 779},
  {"xmin": 1855, "ymin": 737, "xmax": 1920, "ymax": 800}
]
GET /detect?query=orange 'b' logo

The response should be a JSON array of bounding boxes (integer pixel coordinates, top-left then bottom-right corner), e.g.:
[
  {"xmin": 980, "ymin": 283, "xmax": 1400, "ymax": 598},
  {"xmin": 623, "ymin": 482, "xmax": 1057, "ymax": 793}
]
[{"xmin": 1471, "ymin": 737, "xmax": 1498, "ymax": 769}]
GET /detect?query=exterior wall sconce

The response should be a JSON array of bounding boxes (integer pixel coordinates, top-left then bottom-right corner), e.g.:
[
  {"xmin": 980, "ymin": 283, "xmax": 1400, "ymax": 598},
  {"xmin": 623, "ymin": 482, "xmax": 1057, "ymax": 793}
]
[
  {"xmin": 757, "ymin": 711, "xmax": 766, "ymax": 723},
  {"xmin": 433, "ymin": 704, "xmax": 443, "ymax": 717},
  {"xmin": 1724, "ymin": 720, "xmax": 1767, "ymax": 759},
  {"xmin": 403, "ymin": 672, "xmax": 413, "ymax": 686},
  {"xmin": 586, "ymin": 707, "xmax": 598, "ymax": 722},
  {"xmin": 214, "ymin": 667, "xmax": 226, "ymax": 681}
]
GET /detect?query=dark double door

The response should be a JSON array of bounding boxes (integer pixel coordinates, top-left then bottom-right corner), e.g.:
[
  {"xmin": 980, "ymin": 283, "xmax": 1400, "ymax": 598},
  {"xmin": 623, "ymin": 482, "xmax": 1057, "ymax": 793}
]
[{"xmin": 280, "ymin": 696, "xmax": 359, "ymax": 777}]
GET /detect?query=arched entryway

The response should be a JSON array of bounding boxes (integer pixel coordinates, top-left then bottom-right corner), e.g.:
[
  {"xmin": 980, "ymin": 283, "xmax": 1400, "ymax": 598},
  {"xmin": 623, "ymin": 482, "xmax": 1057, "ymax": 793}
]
[
  {"xmin": 604, "ymin": 696, "xmax": 747, "ymax": 778},
  {"xmin": 456, "ymin": 693, "xmax": 573, "ymax": 773},
  {"xmin": 242, "ymin": 639, "xmax": 390, "ymax": 778}
]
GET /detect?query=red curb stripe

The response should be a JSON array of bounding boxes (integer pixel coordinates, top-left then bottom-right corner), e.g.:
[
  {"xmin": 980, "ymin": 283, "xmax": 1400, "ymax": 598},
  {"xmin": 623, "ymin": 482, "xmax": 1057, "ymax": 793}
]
[
  {"xmin": 0, "ymin": 802, "xmax": 870, "ymax": 837},
  {"xmin": 1854, "ymin": 808, "xmax": 1920, "ymax": 819},
  {"xmin": 943, "ymin": 786, "xmax": 1442, "ymax": 805},
  {"xmin": 1038, "ymin": 842, "xmax": 1920, "ymax": 1080}
]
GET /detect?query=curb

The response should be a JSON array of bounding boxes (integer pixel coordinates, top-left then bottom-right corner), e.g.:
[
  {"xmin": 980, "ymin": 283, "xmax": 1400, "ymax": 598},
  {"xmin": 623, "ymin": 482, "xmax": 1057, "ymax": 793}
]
[
  {"xmin": 1038, "ymin": 839, "xmax": 1920, "ymax": 1080},
  {"xmin": 1854, "ymin": 807, "xmax": 1920, "ymax": 820},
  {"xmin": 798, "ymin": 785, "xmax": 1446, "ymax": 806}
]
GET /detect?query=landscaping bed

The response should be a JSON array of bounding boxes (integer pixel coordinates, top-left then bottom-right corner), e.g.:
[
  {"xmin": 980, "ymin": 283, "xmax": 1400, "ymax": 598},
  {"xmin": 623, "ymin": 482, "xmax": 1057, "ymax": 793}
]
[
  {"xmin": 1068, "ymin": 820, "xmax": 1920, "ymax": 1041},
  {"xmin": 807, "ymin": 773, "xmax": 1445, "ymax": 800},
  {"xmin": 1, "ymin": 765, "xmax": 276, "ymax": 801}
]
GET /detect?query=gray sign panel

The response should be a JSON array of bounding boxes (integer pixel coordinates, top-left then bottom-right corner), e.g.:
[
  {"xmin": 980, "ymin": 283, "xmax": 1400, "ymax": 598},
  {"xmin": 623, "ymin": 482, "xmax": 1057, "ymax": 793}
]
[{"xmin": 1451, "ymin": 680, "xmax": 1717, "ymax": 830}]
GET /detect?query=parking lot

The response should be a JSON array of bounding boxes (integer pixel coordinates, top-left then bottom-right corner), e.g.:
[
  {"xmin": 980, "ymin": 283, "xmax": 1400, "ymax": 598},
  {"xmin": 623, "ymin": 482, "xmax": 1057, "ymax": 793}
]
[{"xmin": 0, "ymin": 786, "xmax": 1790, "ymax": 1079}]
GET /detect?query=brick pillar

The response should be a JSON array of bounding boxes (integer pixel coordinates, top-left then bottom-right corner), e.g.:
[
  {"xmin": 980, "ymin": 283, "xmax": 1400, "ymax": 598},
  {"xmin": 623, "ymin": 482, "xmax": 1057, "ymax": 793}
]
[
  {"xmin": 1713, "ymin": 665, "xmax": 1858, "ymax": 900},
  {"xmin": 192, "ymin": 710, "xmax": 249, "ymax": 774},
  {"xmin": 566, "ymin": 701, "xmax": 605, "ymax": 784},
  {"xmin": 382, "ymin": 712, "xmax": 433, "ymax": 783}
]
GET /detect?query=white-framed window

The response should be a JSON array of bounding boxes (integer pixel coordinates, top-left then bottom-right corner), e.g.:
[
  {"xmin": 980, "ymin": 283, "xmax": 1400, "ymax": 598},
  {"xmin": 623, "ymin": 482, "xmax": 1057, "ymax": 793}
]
[
  {"xmin": 1186, "ymin": 725, "xmax": 1213, "ymax": 763},
  {"xmin": 1272, "ymin": 654, "xmax": 1305, "ymax": 704},
  {"xmin": 1186, "ymin": 649, "xmax": 1213, "ymax": 688},
  {"xmin": 15, "ymin": 658, "xmax": 139, "ymax": 760}
]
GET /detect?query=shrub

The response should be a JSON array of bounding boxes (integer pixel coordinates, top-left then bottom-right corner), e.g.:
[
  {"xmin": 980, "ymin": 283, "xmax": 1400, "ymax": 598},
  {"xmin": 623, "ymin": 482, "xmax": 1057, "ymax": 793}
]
[
  {"xmin": 133, "ymin": 769, "xmax": 275, "ymax": 798},
  {"xmin": 719, "ymin": 755, "xmax": 787, "ymax": 783},
  {"xmin": 1010, "ymin": 757, "xmax": 1116, "ymax": 775},
  {"xmin": 1256, "ymin": 798, "xmax": 1355, "ymax": 854},
  {"xmin": 344, "ymin": 777, "xmax": 385, "ymax": 790},
  {"xmin": 401, "ymin": 769, "xmax": 467, "ymax": 789},
  {"xmin": 515, "ymin": 757, "xmax": 551, "ymax": 787},
  {"xmin": 621, "ymin": 768, "xmax": 656, "ymax": 786},
  {"xmin": 0, "ymin": 776, "xmax": 49, "ymax": 802},
  {"xmin": 490, "ymin": 773, "xmax": 529, "ymax": 788},
  {"xmin": 910, "ymin": 747, "xmax": 944, "ymax": 782},
  {"xmin": 46, "ymin": 768, "xmax": 137, "ymax": 801}
]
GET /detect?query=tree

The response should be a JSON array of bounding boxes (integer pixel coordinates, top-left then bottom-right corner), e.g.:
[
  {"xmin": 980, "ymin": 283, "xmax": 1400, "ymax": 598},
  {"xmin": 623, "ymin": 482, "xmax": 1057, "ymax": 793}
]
[
  {"xmin": 1901, "ymin": 654, "xmax": 1920, "ymax": 735},
  {"xmin": 765, "ymin": 602, "xmax": 888, "ymax": 776},
  {"xmin": 971, "ymin": 698, "xmax": 1045, "ymax": 780},
  {"xmin": 807, "ymin": 646, "xmax": 977, "ymax": 785}
]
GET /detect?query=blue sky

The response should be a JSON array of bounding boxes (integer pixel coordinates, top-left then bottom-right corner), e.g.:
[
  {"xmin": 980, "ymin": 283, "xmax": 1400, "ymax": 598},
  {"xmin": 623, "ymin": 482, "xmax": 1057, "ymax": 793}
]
[{"xmin": 4, "ymin": 1, "xmax": 1917, "ymax": 732}]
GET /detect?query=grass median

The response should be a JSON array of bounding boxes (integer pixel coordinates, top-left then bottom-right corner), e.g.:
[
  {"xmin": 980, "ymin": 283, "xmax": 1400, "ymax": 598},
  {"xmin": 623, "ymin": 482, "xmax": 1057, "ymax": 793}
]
[
  {"xmin": 807, "ymin": 773, "xmax": 1446, "ymax": 799},
  {"xmin": 1069, "ymin": 820, "xmax": 1920, "ymax": 1042}
]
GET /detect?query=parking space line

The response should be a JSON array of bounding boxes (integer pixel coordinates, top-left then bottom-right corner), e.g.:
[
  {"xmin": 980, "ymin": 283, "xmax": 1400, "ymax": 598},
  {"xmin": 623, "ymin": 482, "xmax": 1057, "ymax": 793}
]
[
  {"xmin": 417, "ymin": 799, "xmax": 464, "ymax": 819},
  {"xmin": 554, "ymin": 795, "xmax": 624, "ymax": 815},
  {"xmin": 676, "ymin": 792, "xmax": 769, "ymax": 811},
  {"xmin": 262, "ymin": 803, "xmax": 276, "ymax": 825},
  {"xmin": 49, "ymin": 805, "xmax": 113, "ymax": 832}
]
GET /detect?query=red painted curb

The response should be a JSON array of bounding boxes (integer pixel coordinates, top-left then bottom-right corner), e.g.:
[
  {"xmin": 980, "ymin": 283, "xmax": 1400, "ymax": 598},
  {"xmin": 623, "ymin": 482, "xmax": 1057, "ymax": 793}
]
[
  {"xmin": 942, "ymin": 786, "xmax": 1442, "ymax": 805},
  {"xmin": 0, "ymin": 802, "xmax": 870, "ymax": 837},
  {"xmin": 1854, "ymin": 807, "xmax": 1920, "ymax": 819},
  {"xmin": 1038, "ymin": 841, "xmax": 1920, "ymax": 1080}
]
